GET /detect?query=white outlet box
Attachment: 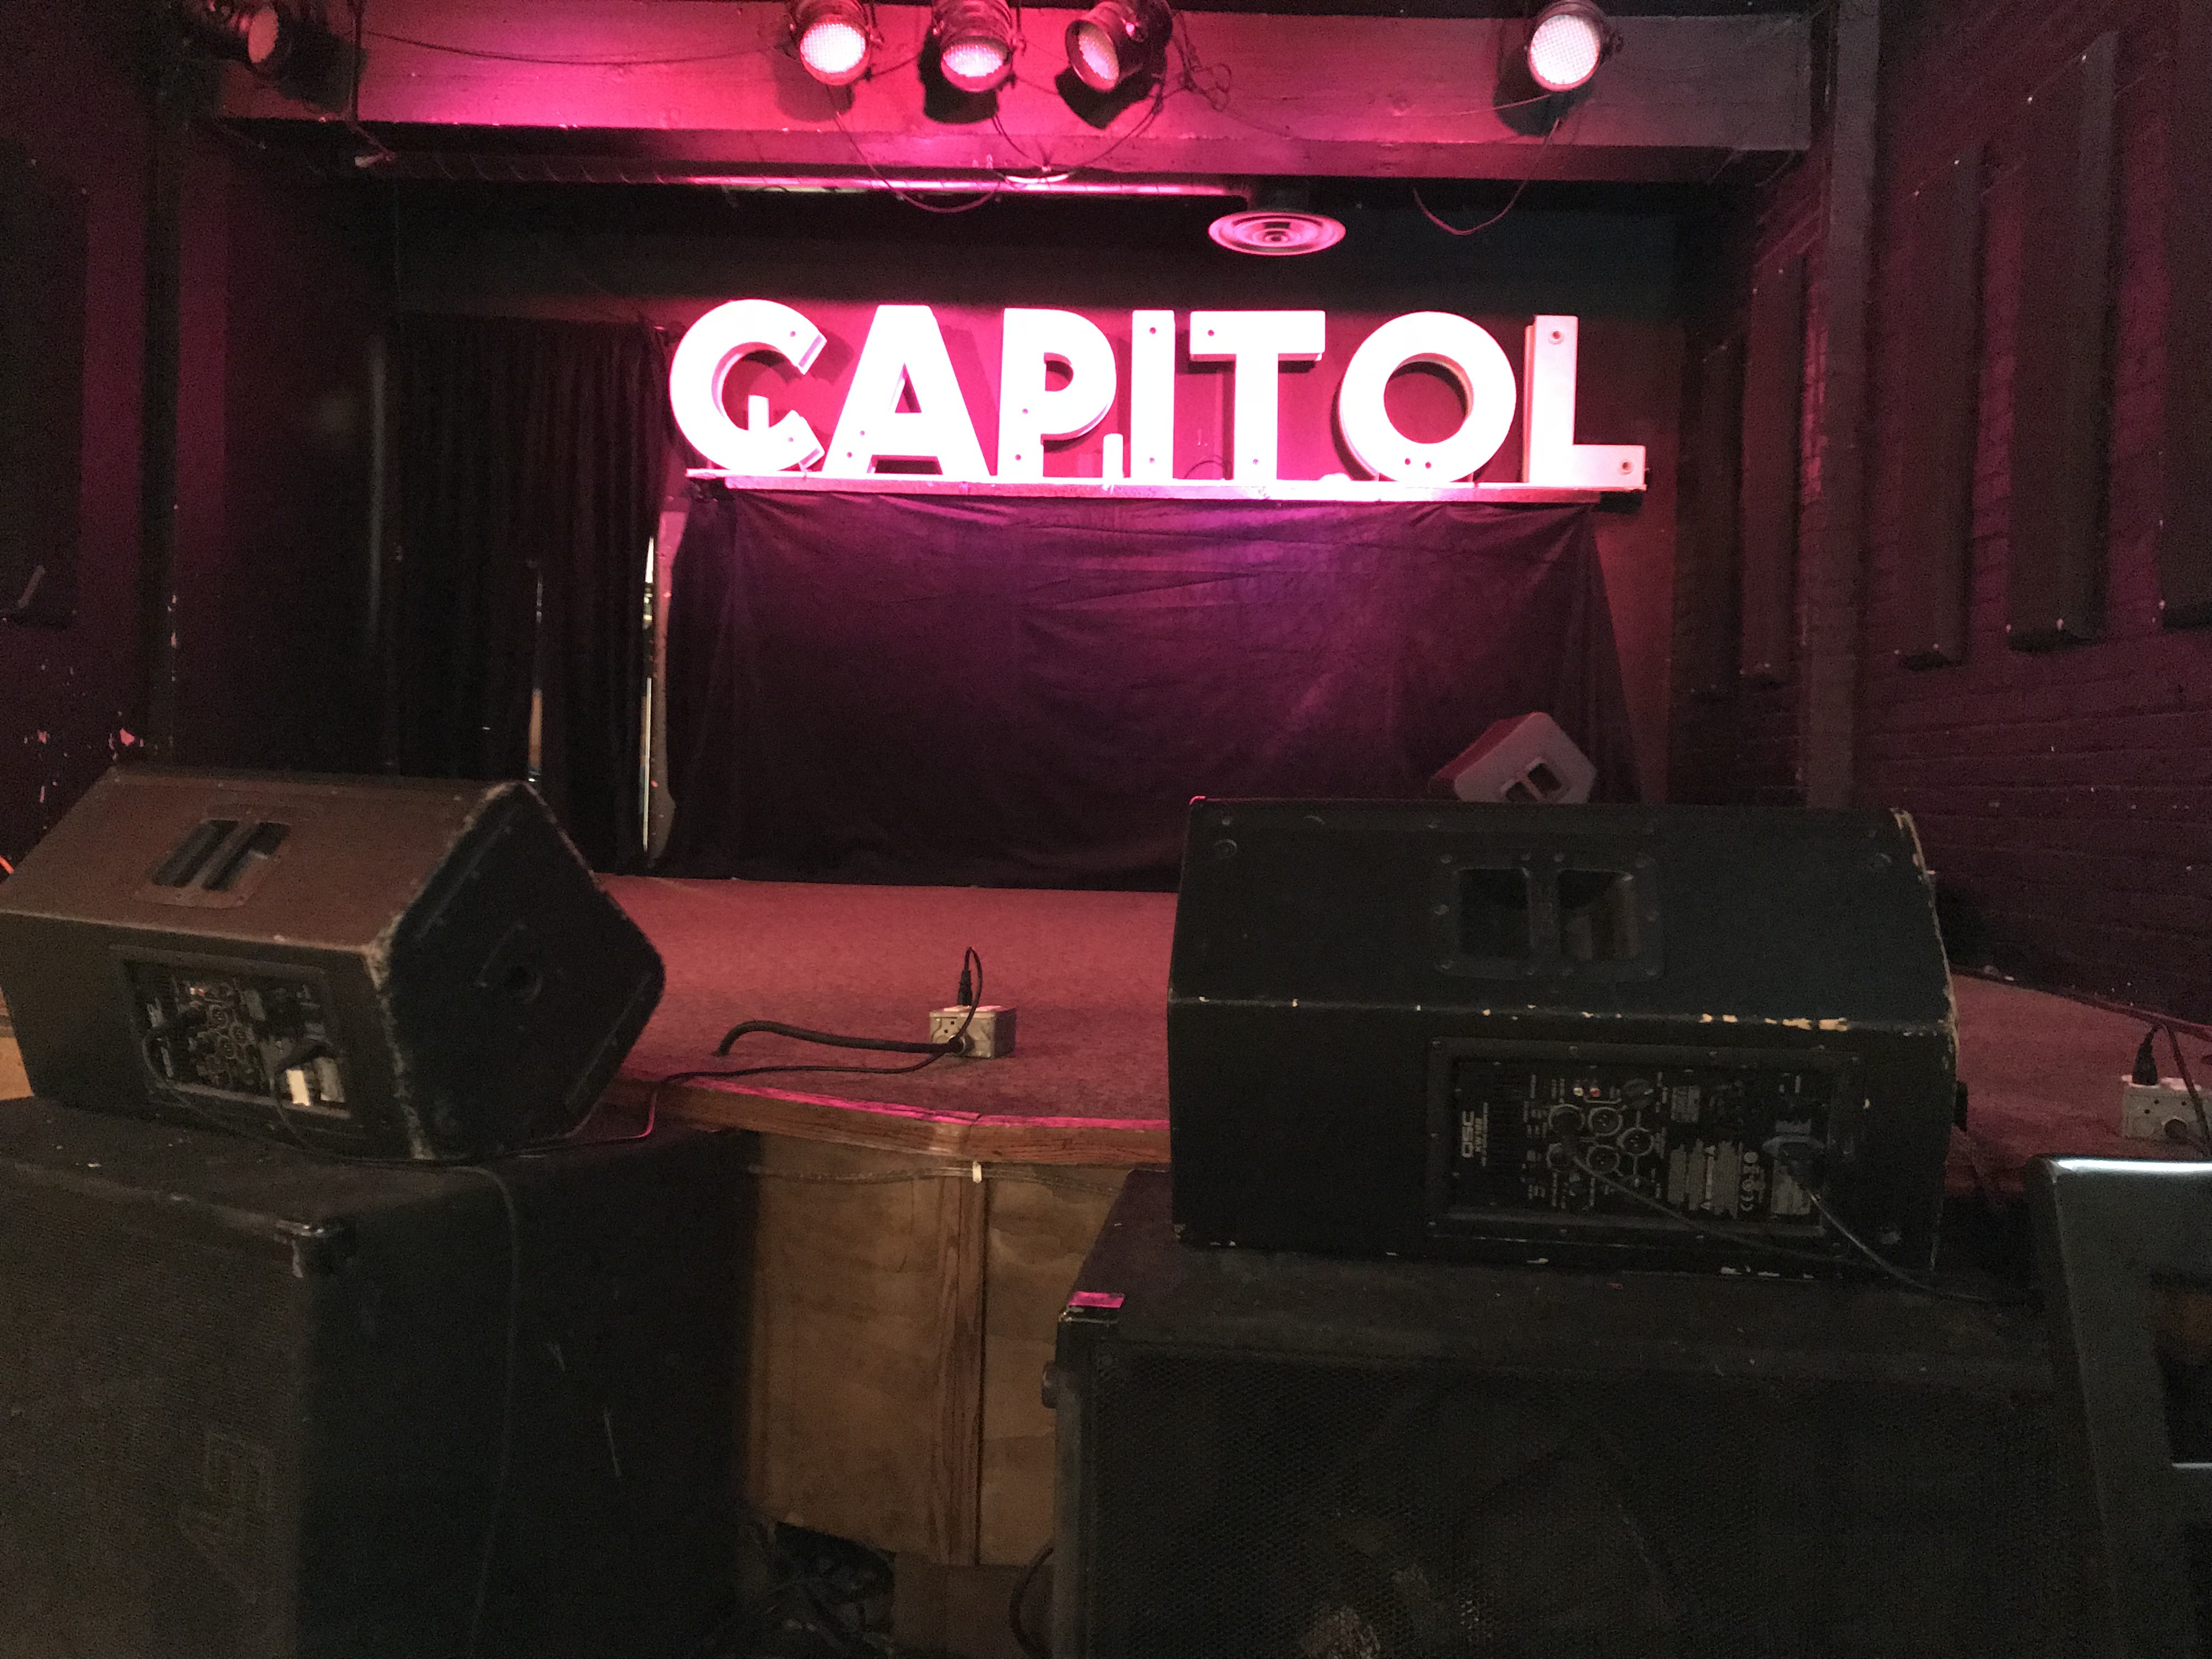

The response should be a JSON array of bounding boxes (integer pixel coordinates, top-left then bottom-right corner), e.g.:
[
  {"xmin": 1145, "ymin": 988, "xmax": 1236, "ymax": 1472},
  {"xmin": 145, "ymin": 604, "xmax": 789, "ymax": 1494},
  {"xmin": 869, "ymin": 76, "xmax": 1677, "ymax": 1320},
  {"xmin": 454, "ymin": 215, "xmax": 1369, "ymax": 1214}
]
[
  {"xmin": 2122, "ymin": 1077, "xmax": 2203, "ymax": 1141},
  {"xmin": 930, "ymin": 1005, "xmax": 1017, "ymax": 1058}
]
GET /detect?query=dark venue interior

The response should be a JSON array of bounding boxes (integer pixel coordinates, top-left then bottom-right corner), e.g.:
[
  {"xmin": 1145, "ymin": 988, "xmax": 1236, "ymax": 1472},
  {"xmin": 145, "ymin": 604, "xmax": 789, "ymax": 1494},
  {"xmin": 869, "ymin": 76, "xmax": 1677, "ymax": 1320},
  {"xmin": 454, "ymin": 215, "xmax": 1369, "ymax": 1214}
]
[{"xmin": 1, "ymin": 0, "xmax": 2209, "ymax": 1655}]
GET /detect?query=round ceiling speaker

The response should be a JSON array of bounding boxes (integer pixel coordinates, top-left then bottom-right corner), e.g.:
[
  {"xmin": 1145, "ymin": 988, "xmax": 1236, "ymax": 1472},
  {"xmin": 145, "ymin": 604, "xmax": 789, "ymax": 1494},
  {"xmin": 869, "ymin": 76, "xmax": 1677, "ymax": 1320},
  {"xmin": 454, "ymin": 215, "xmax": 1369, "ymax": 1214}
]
[{"xmin": 1207, "ymin": 208, "xmax": 1346, "ymax": 257}]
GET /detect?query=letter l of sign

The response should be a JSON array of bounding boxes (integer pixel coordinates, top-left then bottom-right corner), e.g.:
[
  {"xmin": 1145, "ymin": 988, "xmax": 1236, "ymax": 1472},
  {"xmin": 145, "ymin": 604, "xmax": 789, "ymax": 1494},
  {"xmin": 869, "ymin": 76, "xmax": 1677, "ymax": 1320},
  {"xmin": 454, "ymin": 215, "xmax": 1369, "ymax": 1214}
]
[{"xmin": 1520, "ymin": 315, "xmax": 1647, "ymax": 490}]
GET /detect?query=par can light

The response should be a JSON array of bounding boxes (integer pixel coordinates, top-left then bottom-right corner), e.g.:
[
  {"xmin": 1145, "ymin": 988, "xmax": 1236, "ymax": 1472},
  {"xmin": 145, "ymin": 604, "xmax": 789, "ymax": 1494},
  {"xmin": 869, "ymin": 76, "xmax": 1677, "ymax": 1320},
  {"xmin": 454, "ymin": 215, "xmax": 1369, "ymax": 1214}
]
[
  {"xmin": 791, "ymin": 0, "xmax": 874, "ymax": 86},
  {"xmin": 1065, "ymin": 0, "xmax": 1160, "ymax": 94},
  {"xmin": 1526, "ymin": 0, "xmax": 1615, "ymax": 93},
  {"xmin": 933, "ymin": 0, "xmax": 1018, "ymax": 92},
  {"xmin": 176, "ymin": 0, "xmax": 291, "ymax": 70}
]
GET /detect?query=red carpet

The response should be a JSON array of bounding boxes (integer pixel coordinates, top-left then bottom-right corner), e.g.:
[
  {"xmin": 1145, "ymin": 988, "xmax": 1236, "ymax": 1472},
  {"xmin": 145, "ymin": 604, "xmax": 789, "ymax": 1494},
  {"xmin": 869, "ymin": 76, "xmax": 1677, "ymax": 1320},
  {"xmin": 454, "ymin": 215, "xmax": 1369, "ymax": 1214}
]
[{"xmin": 611, "ymin": 876, "xmax": 2202, "ymax": 1192}]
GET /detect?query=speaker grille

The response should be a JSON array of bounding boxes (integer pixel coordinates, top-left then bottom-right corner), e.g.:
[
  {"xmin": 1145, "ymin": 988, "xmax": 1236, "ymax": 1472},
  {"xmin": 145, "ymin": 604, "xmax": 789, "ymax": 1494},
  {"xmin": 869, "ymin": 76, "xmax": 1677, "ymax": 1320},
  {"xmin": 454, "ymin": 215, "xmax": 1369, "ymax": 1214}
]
[
  {"xmin": 1083, "ymin": 1350, "xmax": 2099, "ymax": 1659},
  {"xmin": 0, "ymin": 1182, "xmax": 309, "ymax": 1657}
]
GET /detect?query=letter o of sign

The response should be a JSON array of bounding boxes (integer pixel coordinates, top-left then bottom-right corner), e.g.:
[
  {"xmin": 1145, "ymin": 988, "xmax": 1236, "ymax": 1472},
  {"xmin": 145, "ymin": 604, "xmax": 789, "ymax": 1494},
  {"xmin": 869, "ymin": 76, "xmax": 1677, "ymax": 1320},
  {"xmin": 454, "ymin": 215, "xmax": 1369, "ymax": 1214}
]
[
  {"xmin": 668, "ymin": 300, "xmax": 829, "ymax": 473},
  {"xmin": 1334, "ymin": 312, "xmax": 1517, "ymax": 484}
]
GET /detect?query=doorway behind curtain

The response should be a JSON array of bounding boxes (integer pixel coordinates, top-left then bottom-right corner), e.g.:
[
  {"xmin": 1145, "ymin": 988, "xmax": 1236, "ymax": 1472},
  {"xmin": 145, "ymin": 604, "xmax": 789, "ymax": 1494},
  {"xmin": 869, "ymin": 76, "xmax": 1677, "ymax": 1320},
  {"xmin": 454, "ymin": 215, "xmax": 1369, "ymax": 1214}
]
[{"xmin": 381, "ymin": 315, "xmax": 669, "ymax": 870}]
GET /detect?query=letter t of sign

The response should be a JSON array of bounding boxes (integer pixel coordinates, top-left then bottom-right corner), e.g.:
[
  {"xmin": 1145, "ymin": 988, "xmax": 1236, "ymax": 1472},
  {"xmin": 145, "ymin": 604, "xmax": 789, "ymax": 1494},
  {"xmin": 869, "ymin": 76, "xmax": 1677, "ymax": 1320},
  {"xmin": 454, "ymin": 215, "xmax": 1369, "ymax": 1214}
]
[{"xmin": 1187, "ymin": 312, "xmax": 1327, "ymax": 483}]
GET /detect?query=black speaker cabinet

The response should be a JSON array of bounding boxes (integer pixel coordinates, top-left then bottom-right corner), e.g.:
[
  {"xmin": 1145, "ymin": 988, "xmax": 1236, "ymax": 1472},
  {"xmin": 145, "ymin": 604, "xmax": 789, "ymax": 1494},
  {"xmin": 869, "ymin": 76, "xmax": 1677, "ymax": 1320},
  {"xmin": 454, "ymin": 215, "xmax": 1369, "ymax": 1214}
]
[
  {"xmin": 1051, "ymin": 1171, "xmax": 2104, "ymax": 1659},
  {"xmin": 1169, "ymin": 800, "xmax": 1956, "ymax": 1271},
  {"xmin": 0, "ymin": 767, "xmax": 664, "ymax": 1160},
  {"xmin": 0, "ymin": 1098, "xmax": 741, "ymax": 1659}
]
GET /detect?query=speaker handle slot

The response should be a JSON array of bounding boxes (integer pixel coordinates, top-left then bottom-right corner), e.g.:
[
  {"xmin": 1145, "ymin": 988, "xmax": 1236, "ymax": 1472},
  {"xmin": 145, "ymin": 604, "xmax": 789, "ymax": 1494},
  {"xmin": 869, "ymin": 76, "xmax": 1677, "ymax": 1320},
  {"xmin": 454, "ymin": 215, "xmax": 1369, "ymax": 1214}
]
[
  {"xmin": 204, "ymin": 822, "xmax": 290, "ymax": 894},
  {"xmin": 150, "ymin": 819, "xmax": 239, "ymax": 889}
]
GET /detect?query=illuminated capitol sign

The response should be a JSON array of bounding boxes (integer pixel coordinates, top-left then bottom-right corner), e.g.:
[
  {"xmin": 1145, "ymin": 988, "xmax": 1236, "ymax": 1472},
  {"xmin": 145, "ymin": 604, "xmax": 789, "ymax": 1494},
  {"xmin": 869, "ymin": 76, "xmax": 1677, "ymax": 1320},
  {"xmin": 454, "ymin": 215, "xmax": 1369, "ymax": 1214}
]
[{"xmin": 670, "ymin": 301, "xmax": 1645, "ymax": 503}]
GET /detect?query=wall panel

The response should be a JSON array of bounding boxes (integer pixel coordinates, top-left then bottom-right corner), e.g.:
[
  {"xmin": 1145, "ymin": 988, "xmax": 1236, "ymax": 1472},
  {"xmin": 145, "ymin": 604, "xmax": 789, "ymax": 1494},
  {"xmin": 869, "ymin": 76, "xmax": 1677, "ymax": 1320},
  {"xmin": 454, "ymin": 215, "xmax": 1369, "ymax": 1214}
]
[
  {"xmin": 2004, "ymin": 33, "xmax": 2117, "ymax": 651},
  {"xmin": 1887, "ymin": 145, "xmax": 1984, "ymax": 669}
]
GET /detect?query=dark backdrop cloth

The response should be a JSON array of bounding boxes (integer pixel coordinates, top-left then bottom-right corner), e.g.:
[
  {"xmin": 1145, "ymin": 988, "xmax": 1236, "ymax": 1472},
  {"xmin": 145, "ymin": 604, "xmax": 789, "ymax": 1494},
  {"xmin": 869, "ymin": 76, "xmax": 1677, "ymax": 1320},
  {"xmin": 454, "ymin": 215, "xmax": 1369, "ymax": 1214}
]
[
  {"xmin": 386, "ymin": 315, "xmax": 668, "ymax": 870},
  {"xmin": 660, "ymin": 490, "xmax": 1635, "ymax": 888}
]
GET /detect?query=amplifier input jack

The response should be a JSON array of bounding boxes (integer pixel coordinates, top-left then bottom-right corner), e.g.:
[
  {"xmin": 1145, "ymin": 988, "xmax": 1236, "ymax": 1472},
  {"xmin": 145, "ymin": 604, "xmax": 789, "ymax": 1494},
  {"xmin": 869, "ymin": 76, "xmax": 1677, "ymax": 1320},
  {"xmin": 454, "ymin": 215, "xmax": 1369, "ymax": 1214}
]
[
  {"xmin": 1587, "ymin": 1105, "xmax": 1624, "ymax": 1138},
  {"xmin": 1587, "ymin": 1145, "xmax": 1621, "ymax": 1176},
  {"xmin": 1620, "ymin": 1126, "xmax": 1655, "ymax": 1157}
]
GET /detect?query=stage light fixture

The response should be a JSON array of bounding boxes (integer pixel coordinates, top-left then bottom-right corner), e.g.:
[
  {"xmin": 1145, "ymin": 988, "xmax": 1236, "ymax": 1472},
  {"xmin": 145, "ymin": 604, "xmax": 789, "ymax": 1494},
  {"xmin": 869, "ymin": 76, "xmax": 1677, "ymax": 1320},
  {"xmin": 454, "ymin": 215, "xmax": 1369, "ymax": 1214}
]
[
  {"xmin": 1064, "ymin": 0, "xmax": 1163, "ymax": 94},
  {"xmin": 1526, "ymin": 0, "xmax": 1616, "ymax": 93},
  {"xmin": 932, "ymin": 0, "xmax": 1017, "ymax": 93},
  {"xmin": 790, "ymin": 0, "xmax": 873, "ymax": 87},
  {"xmin": 176, "ymin": 0, "xmax": 291, "ymax": 70}
]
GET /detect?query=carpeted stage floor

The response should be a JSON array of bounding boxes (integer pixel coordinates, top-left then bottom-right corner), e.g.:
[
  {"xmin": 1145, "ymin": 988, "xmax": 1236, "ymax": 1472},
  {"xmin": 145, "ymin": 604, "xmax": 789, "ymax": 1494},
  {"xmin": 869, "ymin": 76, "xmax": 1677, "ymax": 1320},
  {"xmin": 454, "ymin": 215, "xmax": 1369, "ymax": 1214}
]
[{"xmin": 611, "ymin": 876, "xmax": 2204, "ymax": 1192}]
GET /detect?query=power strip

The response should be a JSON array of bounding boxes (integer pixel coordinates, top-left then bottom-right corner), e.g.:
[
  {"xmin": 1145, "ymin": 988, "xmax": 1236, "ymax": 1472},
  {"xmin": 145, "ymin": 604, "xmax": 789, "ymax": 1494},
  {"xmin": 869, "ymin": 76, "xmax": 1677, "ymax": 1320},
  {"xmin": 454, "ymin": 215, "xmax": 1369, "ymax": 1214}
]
[
  {"xmin": 930, "ymin": 1005, "xmax": 1017, "ymax": 1058},
  {"xmin": 2121, "ymin": 1078, "xmax": 2204, "ymax": 1142}
]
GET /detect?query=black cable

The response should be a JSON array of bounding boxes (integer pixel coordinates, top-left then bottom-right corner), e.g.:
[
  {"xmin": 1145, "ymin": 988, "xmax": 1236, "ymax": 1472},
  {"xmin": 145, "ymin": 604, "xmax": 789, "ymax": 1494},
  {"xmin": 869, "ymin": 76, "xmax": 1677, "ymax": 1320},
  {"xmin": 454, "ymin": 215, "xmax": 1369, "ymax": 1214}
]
[
  {"xmin": 1551, "ymin": 1111, "xmax": 2028, "ymax": 1302},
  {"xmin": 1009, "ymin": 1539, "xmax": 1053, "ymax": 1659},
  {"xmin": 657, "ymin": 949, "xmax": 988, "ymax": 1108},
  {"xmin": 1554, "ymin": 1135, "xmax": 1843, "ymax": 1268},
  {"xmin": 364, "ymin": 27, "xmax": 752, "ymax": 67},
  {"xmin": 1411, "ymin": 175, "xmax": 1534, "ymax": 239},
  {"xmin": 1801, "ymin": 1187, "xmax": 2028, "ymax": 1306}
]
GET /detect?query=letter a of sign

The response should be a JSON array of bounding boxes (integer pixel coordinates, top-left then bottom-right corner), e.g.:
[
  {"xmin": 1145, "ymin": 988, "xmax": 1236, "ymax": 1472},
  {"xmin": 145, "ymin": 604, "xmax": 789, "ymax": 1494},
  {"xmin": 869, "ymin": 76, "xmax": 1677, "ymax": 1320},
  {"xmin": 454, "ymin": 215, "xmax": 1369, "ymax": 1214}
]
[{"xmin": 823, "ymin": 305, "xmax": 991, "ymax": 479}]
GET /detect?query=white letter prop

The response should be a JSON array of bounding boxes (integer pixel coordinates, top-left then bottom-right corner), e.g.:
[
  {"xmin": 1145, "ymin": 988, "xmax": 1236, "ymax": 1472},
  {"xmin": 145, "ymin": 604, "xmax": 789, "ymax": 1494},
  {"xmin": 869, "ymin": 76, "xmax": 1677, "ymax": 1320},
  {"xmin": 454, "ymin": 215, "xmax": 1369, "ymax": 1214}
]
[
  {"xmin": 1521, "ymin": 315, "xmax": 1647, "ymax": 489},
  {"xmin": 668, "ymin": 299, "xmax": 828, "ymax": 473},
  {"xmin": 823, "ymin": 304, "xmax": 992, "ymax": 479},
  {"xmin": 1188, "ymin": 311, "xmax": 1326, "ymax": 482},
  {"xmin": 1127, "ymin": 310, "xmax": 1176, "ymax": 482},
  {"xmin": 1334, "ymin": 312, "xmax": 1517, "ymax": 483},
  {"xmin": 996, "ymin": 309, "xmax": 1118, "ymax": 481}
]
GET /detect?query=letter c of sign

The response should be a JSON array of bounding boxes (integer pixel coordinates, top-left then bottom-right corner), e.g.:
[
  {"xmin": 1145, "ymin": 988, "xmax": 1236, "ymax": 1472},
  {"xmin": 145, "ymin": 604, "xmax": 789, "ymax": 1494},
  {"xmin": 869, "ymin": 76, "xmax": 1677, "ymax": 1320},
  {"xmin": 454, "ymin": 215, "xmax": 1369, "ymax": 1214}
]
[
  {"xmin": 1334, "ymin": 312, "xmax": 1516, "ymax": 484},
  {"xmin": 669, "ymin": 300, "xmax": 829, "ymax": 473}
]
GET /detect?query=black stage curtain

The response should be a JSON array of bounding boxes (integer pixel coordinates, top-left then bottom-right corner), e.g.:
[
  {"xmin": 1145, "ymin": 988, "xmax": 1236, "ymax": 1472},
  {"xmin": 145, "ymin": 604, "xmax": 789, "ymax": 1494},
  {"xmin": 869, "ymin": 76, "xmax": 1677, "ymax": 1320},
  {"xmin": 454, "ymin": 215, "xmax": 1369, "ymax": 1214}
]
[
  {"xmin": 660, "ymin": 490, "xmax": 1634, "ymax": 888},
  {"xmin": 386, "ymin": 316, "xmax": 667, "ymax": 870}
]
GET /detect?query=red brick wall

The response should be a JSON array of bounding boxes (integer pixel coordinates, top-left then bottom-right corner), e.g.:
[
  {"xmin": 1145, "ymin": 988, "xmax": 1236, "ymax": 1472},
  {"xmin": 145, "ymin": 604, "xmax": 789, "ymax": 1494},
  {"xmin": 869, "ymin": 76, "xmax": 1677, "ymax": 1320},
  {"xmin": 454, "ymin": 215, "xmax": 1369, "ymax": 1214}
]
[{"xmin": 1674, "ymin": 0, "xmax": 2212, "ymax": 1020}]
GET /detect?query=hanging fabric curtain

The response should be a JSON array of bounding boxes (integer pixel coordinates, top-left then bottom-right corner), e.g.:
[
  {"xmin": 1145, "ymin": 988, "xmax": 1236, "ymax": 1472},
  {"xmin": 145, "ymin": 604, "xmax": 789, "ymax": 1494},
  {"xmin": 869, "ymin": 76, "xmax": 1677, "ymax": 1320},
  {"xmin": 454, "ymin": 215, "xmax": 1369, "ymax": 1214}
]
[
  {"xmin": 660, "ymin": 490, "xmax": 1636, "ymax": 888},
  {"xmin": 385, "ymin": 315, "xmax": 668, "ymax": 870}
]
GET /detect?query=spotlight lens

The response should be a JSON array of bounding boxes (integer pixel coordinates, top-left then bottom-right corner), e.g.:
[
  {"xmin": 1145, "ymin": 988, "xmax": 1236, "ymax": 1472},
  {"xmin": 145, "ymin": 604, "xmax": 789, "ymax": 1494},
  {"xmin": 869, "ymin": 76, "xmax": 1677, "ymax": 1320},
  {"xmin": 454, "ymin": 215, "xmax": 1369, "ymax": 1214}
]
[
  {"xmin": 1069, "ymin": 21, "xmax": 1123, "ymax": 91},
  {"xmin": 941, "ymin": 36, "xmax": 1010, "ymax": 91},
  {"xmin": 244, "ymin": 5, "xmax": 284, "ymax": 66},
  {"xmin": 800, "ymin": 17, "xmax": 869, "ymax": 80},
  {"xmin": 1528, "ymin": 11, "xmax": 1603, "ymax": 91}
]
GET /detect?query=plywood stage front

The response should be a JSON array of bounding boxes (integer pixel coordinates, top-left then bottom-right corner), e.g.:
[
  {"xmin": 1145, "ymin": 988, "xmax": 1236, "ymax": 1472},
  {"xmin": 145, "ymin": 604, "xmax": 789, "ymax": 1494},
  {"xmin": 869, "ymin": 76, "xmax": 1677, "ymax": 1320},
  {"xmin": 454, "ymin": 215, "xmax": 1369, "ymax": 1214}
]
[{"xmin": 603, "ymin": 875, "xmax": 2204, "ymax": 1572}]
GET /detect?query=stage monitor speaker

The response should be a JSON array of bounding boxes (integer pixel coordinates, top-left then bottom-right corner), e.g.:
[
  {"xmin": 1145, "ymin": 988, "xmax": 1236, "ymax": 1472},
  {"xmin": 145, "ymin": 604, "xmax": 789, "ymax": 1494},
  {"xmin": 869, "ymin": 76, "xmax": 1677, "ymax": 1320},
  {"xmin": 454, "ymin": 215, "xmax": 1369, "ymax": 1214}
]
[
  {"xmin": 0, "ymin": 767, "xmax": 664, "ymax": 1161},
  {"xmin": 1051, "ymin": 1170, "xmax": 2105, "ymax": 1659},
  {"xmin": 1169, "ymin": 799, "xmax": 1955, "ymax": 1271},
  {"xmin": 1427, "ymin": 713, "xmax": 1595, "ymax": 805},
  {"xmin": 0, "ymin": 1098, "xmax": 741, "ymax": 1659}
]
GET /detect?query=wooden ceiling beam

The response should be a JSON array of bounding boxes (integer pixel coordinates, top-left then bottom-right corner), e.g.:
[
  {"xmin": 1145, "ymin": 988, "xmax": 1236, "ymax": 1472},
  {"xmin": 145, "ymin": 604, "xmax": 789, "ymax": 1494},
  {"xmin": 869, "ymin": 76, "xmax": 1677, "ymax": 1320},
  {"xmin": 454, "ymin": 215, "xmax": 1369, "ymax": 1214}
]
[{"xmin": 219, "ymin": 2, "xmax": 1808, "ymax": 182}]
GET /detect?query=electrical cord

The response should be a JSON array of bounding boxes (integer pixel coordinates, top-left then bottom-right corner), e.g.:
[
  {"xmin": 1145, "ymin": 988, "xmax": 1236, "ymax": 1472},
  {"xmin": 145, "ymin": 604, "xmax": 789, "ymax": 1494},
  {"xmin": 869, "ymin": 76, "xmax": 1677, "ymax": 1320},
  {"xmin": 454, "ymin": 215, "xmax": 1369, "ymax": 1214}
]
[
  {"xmin": 1009, "ymin": 1539, "xmax": 1053, "ymax": 1659},
  {"xmin": 1549, "ymin": 1127, "xmax": 1842, "ymax": 1269},
  {"xmin": 1549, "ymin": 1110, "xmax": 2029, "ymax": 1304},
  {"xmin": 651, "ymin": 947, "xmax": 988, "ymax": 1109}
]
